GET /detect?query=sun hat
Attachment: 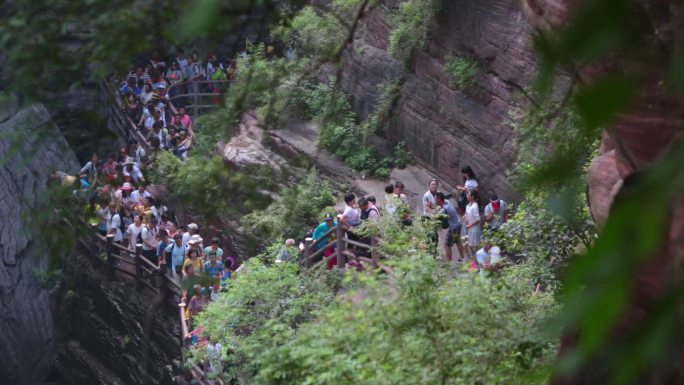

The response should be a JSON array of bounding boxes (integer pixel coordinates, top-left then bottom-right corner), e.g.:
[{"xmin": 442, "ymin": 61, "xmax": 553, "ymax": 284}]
[
  {"xmin": 120, "ymin": 182, "xmax": 133, "ymax": 191},
  {"xmin": 187, "ymin": 223, "xmax": 198, "ymax": 231},
  {"xmin": 124, "ymin": 156, "xmax": 135, "ymax": 165},
  {"xmin": 188, "ymin": 234, "xmax": 203, "ymax": 245}
]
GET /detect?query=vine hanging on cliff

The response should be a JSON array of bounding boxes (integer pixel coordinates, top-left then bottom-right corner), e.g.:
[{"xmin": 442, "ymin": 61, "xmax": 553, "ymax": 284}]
[{"xmin": 388, "ymin": 0, "xmax": 442, "ymax": 66}]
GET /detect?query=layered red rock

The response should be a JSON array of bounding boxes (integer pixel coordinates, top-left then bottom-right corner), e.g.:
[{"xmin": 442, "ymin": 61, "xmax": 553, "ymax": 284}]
[{"xmin": 341, "ymin": 0, "xmax": 572, "ymax": 200}]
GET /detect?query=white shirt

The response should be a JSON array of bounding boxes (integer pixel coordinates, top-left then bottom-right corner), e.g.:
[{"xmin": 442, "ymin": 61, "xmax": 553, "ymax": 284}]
[
  {"xmin": 151, "ymin": 205, "xmax": 167, "ymax": 220},
  {"xmin": 465, "ymin": 202, "xmax": 480, "ymax": 227},
  {"xmin": 151, "ymin": 129, "xmax": 166, "ymax": 149},
  {"xmin": 107, "ymin": 212, "xmax": 123, "ymax": 242},
  {"xmin": 484, "ymin": 200, "xmax": 508, "ymax": 228},
  {"xmin": 489, "ymin": 246, "xmax": 502, "ymax": 265},
  {"xmin": 134, "ymin": 147, "xmax": 146, "ymax": 166},
  {"xmin": 127, "ymin": 223, "xmax": 144, "ymax": 250},
  {"xmin": 465, "ymin": 179, "xmax": 479, "ymax": 191},
  {"xmin": 79, "ymin": 161, "xmax": 97, "ymax": 180},
  {"xmin": 343, "ymin": 204, "xmax": 361, "ymax": 227},
  {"xmin": 123, "ymin": 165, "xmax": 144, "ymax": 183},
  {"xmin": 130, "ymin": 189, "xmax": 152, "ymax": 204},
  {"xmin": 141, "ymin": 225, "xmax": 158, "ymax": 251},
  {"xmin": 385, "ymin": 194, "xmax": 399, "ymax": 216},
  {"xmin": 177, "ymin": 57, "xmax": 189, "ymax": 76},
  {"xmin": 364, "ymin": 204, "xmax": 380, "ymax": 222},
  {"xmin": 423, "ymin": 191, "xmax": 437, "ymax": 216}
]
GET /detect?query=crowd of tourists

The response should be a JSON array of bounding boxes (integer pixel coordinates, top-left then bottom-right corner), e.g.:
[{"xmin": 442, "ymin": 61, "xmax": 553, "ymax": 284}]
[
  {"xmin": 47, "ymin": 48, "xmax": 512, "ymax": 379},
  {"xmin": 114, "ymin": 49, "xmax": 235, "ymax": 156},
  {"xmin": 307, "ymin": 167, "xmax": 508, "ymax": 273}
]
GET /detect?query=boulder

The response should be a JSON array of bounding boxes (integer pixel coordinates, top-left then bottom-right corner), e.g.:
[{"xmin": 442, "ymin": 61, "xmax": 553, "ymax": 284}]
[{"xmin": 220, "ymin": 112, "xmax": 287, "ymax": 171}]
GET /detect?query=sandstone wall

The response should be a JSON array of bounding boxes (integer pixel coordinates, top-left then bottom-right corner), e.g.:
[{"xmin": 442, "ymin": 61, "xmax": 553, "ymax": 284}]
[
  {"xmin": 0, "ymin": 101, "xmax": 79, "ymax": 384},
  {"xmin": 341, "ymin": 0, "xmax": 566, "ymax": 200}
]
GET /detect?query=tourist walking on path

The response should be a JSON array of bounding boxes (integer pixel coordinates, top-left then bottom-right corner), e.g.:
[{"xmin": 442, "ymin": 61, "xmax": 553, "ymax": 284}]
[
  {"xmin": 313, "ymin": 213, "xmax": 337, "ymax": 270},
  {"xmin": 484, "ymin": 193, "xmax": 508, "ymax": 229},
  {"xmin": 204, "ymin": 237, "xmax": 224, "ymax": 260},
  {"xmin": 456, "ymin": 165, "xmax": 479, "ymax": 193},
  {"xmin": 422, "ymin": 179, "xmax": 439, "ymax": 216},
  {"xmin": 126, "ymin": 214, "xmax": 145, "ymax": 251},
  {"xmin": 107, "ymin": 202, "xmax": 124, "ymax": 243},
  {"xmin": 163, "ymin": 233, "xmax": 186, "ymax": 277},
  {"xmin": 435, "ymin": 192, "xmax": 464, "ymax": 262},
  {"xmin": 464, "ymin": 190, "xmax": 482, "ymax": 264},
  {"xmin": 141, "ymin": 217, "xmax": 159, "ymax": 264}
]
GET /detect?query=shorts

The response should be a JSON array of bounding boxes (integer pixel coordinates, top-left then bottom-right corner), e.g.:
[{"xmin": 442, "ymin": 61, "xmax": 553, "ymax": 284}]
[{"xmin": 445, "ymin": 226, "xmax": 461, "ymax": 247}]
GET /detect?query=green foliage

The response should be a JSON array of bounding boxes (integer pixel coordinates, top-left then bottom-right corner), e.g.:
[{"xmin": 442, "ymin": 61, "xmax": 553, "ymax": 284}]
[
  {"xmin": 393, "ymin": 140, "xmax": 413, "ymax": 168},
  {"xmin": 280, "ymin": 7, "xmax": 347, "ymax": 60},
  {"xmin": 388, "ymin": 0, "xmax": 442, "ymax": 65},
  {"xmin": 33, "ymin": 268, "xmax": 64, "ymax": 289},
  {"xmin": 443, "ymin": 55, "xmax": 481, "ymax": 89},
  {"xmin": 483, "ymin": 191, "xmax": 595, "ymax": 289},
  {"xmin": 242, "ymin": 168, "xmax": 336, "ymax": 240},
  {"xmin": 65, "ymin": 289, "xmax": 76, "ymax": 300},
  {"xmin": 360, "ymin": 80, "xmax": 404, "ymax": 140},
  {"xmin": 148, "ymin": 151, "xmax": 272, "ymax": 219},
  {"xmin": 256, "ymin": 254, "xmax": 558, "ymax": 385},
  {"xmin": 194, "ymin": 46, "xmax": 311, "ymax": 152},
  {"xmin": 303, "ymin": 81, "xmax": 393, "ymax": 178},
  {"xmin": 188, "ymin": 259, "xmax": 340, "ymax": 383}
]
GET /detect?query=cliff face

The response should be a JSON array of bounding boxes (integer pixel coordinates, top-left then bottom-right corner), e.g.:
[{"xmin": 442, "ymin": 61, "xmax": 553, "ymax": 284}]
[
  {"xmin": 340, "ymin": 0, "xmax": 566, "ymax": 199},
  {"xmin": 0, "ymin": 101, "xmax": 79, "ymax": 384},
  {"xmin": 52, "ymin": 244, "xmax": 180, "ymax": 385}
]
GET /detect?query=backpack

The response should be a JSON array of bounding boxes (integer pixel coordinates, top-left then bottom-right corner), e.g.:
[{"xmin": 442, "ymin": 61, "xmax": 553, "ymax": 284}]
[
  {"xmin": 457, "ymin": 191, "xmax": 468, "ymax": 212},
  {"xmin": 439, "ymin": 208, "xmax": 450, "ymax": 229},
  {"xmin": 191, "ymin": 62, "xmax": 206, "ymax": 80},
  {"xmin": 114, "ymin": 213, "xmax": 126, "ymax": 234},
  {"xmin": 360, "ymin": 208, "xmax": 378, "ymax": 221},
  {"xmin": 136, "ymin": 228, "xmax": 144, "ymax": 245}
]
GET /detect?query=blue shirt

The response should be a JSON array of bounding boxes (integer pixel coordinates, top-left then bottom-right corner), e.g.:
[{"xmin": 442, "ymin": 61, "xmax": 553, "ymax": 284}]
[
  {"xmin": 203, "ymin": 261, "xmax": 223, "ymax": 278},
  {"xmin": 157, "ymin": 240, "xmax": 170, "ymax": 258},
  {"xmin": 442, "ymin": 201, "xmax": 461, "ymax": 231},
  {"xmin": 313, "ymin": 221, "xmax": 336, "ymax": 251},
  {"xmin": 164, "ymin": 242, "xmax": 186, "ymax": 270}
]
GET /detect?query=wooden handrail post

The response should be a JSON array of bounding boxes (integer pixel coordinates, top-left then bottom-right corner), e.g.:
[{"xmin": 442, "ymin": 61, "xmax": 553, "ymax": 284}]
[
  {"xmin": 371, "ymin": 237, "xmax": 379, "ymax": 269},
  {"xmin": 106, "ymin": 234, "xmax": 115, "ymax": 279},
  {"xmin": 304, "ymin": 238, "xmax": 313, "ymax": 268},
  {"xmin": 135, "ymin": 243, "xmax": 143, "ymax": 290},
  {"xmin": 336, "ymin": 215, "xmax": 345, "ymax": 269}
]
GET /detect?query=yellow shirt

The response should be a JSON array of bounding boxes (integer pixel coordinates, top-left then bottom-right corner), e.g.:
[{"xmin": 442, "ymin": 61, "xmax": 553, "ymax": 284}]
[{"xmin": 182, "ymin": 257, "xmax": 202, "ymax": 275}]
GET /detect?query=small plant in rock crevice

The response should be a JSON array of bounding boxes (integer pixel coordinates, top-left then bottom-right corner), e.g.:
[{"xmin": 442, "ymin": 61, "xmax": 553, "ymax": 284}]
[{"xmin": 443, "ymin": 55, "xmax": 481, "ymax": 89}]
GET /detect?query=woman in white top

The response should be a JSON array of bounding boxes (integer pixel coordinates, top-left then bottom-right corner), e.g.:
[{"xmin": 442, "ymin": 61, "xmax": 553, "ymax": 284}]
[
  {"xmin": 127, "ymin": 214, "xmax": 145, "ymax": 251},
  {"xmin": 456, "ymin": 165, "xmax": 479, "ymax": 193},
  {"xmin": 422, "ymin": 179, "xmax": 439, "ymax": 216},
  {"xmin": 464, "ymin": 190, "xmax": 482, "ymax": 261}
]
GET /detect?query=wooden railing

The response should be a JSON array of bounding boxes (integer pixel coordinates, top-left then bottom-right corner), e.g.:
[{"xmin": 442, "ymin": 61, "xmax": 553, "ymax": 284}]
[
  {"xmin": 87, "ymin": 231, "xmax": 218, "ymax": 385},
  {"xmin": 100, "ymin": 80, "xmax": 153, "ymax": 149},
  {"xmin": 302, "ymin": 215, "xmax": 395, "ymax": 276},
  {"xmin": 166, "ymin": 80, "xmax": 234, "ymax": 117},
  {"xmin": 100, "ymin": 79, "xmax": 392, "ymax": 384},
  {"xmin": 98, "ymin": 80, "xmax": 219, "ymax": 384}
]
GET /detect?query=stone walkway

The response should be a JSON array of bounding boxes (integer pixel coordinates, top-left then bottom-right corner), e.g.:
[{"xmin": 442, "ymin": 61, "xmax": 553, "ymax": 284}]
[{"xmin": 271, "ymin": 119, "xmax": 465, "ymax": 261}]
